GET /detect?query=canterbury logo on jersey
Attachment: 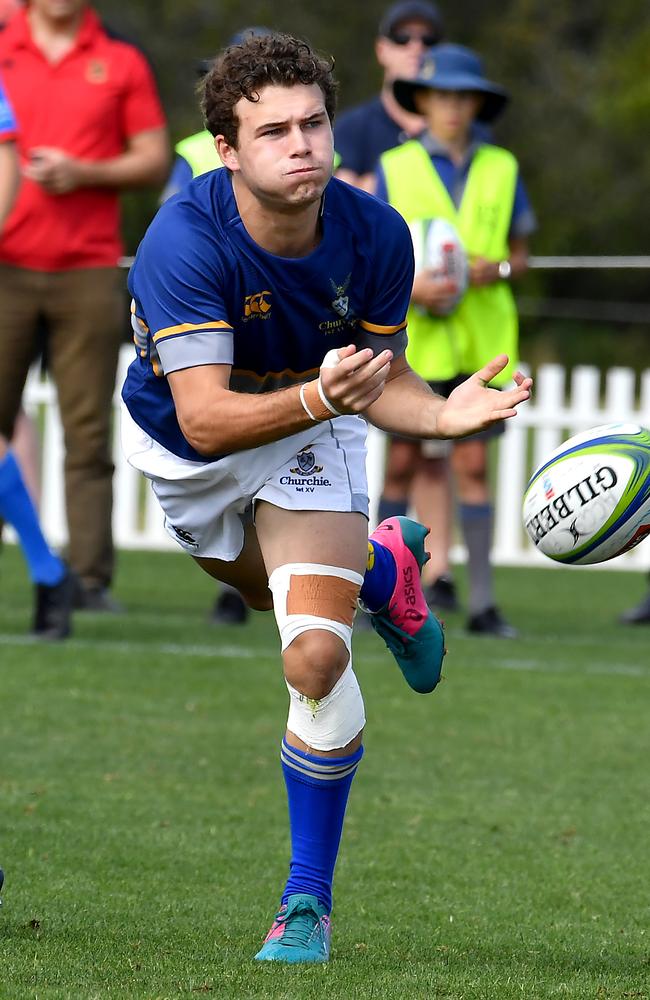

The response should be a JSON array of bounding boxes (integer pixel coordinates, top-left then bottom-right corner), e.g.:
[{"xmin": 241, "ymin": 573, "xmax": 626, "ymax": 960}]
[{"xmin": 243, "ymin": 290, "xmax": 272, "ymax": 320}]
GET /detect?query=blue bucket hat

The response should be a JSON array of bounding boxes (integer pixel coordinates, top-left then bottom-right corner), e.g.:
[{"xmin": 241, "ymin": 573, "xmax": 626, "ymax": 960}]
[{"xmin": 393, "ymin": 43, "xmax": 509, "ymax": 122}]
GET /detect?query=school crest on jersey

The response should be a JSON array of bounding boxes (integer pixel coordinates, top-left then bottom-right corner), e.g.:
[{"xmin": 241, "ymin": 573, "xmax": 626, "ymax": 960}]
[{"xmin": 330, "ymin": 274, "xmax": 351, "ymax": 318}]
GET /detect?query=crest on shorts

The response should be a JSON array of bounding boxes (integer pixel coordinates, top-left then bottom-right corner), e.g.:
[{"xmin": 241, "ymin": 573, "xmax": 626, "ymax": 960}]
[
  {"xmin": 330, "ymin": 274, "xmax": 351, "ymax": 318},
  {"xmin": 290, "ymin": 448, "xmax": 323, "ymax": 476}
]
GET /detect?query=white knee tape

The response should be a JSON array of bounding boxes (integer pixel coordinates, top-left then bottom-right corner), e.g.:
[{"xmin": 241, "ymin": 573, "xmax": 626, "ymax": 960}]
[
  {"xmin": 286, "ymin": 663, "xmax": 366, "ymax": 750},
  {"xmin": 267, "ymin": 562, "xmax": 363, "ymax": 653},
  {"xmin": 268, "ymin": 562, "xmax": 365, "ymax": 750}
]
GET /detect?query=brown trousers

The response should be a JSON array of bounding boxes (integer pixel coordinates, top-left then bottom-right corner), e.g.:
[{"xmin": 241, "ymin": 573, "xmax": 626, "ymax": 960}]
[{"xmin": 0, "ymin": 264, "xmax": 126, "ymax": 588}]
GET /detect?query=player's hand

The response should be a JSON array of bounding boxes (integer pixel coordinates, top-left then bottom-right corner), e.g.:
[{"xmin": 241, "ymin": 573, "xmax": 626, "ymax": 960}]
[
  {"xmin": 412, "ymin": 268, "xmax": 458, "ymax": 314},
  {"xmin": 24, "ymin": 147, "xmax": 83, "ymax": 194},
  {"xmin": 468, "ymin": 256, "xmax": 499, "ymax": 287},
  {"xmin": 318, "ymin": 344, "xmax": 394, "ymax": 414},
  {"xmin": 434, "ymin": 355, "xmax": 533, "ymax": 438}
]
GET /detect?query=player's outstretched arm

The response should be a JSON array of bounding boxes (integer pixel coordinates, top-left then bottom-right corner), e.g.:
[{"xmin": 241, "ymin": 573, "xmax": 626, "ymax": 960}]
[
  {"xmin": 167, "ymin": 345, "xmax": 393, "ymax": 456},
  {"xmin": 364, "ymin": 354, "xmax": 532, "ymax": 439}
]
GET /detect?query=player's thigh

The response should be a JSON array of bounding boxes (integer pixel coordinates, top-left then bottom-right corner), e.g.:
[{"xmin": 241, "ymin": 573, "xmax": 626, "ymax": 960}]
[
  {"xmin": 255, "ymin": 505, "xmax": 369, "ymax": 580},
  {"xmin": 193, "ymin": 517, "xmax": 271, "ymax": 610}
]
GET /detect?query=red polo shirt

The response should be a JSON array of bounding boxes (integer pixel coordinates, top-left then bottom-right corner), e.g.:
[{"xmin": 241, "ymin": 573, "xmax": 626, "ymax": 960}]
[{"xmin": 0, "ymin": 7, "xmax": 166, "ymax": 270}]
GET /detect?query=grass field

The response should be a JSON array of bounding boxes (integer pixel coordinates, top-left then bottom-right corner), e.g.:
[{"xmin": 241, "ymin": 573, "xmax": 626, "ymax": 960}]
[{"xmin": 1, "ymin": 544, "xmax": 649, "ymax": 999}]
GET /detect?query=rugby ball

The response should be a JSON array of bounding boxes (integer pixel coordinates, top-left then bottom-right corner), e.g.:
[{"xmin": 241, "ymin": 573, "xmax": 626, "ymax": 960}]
[
  {"xmin": 410, "ymin": 217, "xmax": 468, "ymax": 314},
  {"xmin": 522, "ymin": 422, "xmax": 650, "ymax": 565}
]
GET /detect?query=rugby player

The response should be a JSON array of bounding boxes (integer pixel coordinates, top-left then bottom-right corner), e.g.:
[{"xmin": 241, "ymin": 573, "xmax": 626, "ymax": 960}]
[{"xmin": 121, "ymin": 31, "xmax": 531, "ymax": 964}]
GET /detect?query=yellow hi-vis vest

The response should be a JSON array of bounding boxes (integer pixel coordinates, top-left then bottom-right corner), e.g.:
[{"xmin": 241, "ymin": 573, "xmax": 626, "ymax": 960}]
[
  {"xmin": 175, "ymin": 131, "xmax": 343, "ymax": 179},
  {"xmin": 381, "ymin": 140, "xmax": 519, "ymax": 385},
  {"xmin": 175, "ymin": 130, "xmax": 221, "ymax": 178}
]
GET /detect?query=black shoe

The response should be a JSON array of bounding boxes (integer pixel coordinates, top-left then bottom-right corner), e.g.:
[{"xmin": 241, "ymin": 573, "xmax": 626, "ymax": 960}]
[
  {"xmin": 424, "ymin": 575, "xmax": 459, "ymax": 612},
  {"xmin": 74, "ymin": 583, "xmax": 124, "ymax": 613},
  {"xmin": 210, "ymin": 589, "xmax": 248, "ymax": 625},
  {"xmin": 0, "ymin": 866, "xmax": 4, "ymax": 907},
  {"xmin": 619, "ymin": 590, "xmax": 650, "ymax": 624},
  {"xmin": 467, "ymin": 605, "xmax": 518, "ymax": 639},
  {"xmin": 33, "ymin": 569, "xmax": 75, "ymax": 640}
]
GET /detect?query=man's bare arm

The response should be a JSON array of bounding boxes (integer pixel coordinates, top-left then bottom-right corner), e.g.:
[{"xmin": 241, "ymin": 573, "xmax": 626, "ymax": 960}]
[
  {"xmin": 167, "ymin": 345, "xmax": 392, "ymax": 455},
  {"xmin": 364, "ymin": 354, "xmax": 532, "ymax": 439}
]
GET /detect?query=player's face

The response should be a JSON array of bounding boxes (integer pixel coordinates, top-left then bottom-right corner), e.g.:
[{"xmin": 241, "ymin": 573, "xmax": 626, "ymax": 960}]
[
  {"xmin": 220, "ymin": 84, "xmax": 334, "ymax": 210},
  {"xmin": 376, "ymin": 19, "xmax": 439, "ymax": 83},
  {"xmin": 415, "ymin": 89, "xmax": 483, "ymax": 142}
]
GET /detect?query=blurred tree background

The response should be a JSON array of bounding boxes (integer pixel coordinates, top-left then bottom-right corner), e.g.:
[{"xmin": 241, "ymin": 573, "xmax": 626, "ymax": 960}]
[{"xmin": 94, "ymin": 0, "xmax": 649, "ymax": 372}]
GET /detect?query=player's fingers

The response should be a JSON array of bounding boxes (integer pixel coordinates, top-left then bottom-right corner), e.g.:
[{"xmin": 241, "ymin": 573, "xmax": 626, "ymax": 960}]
[
  {"xmin": 332, "ymin": 347, "xmax": 374, "ymax": 376},
  {"xmin": 474, "ymin": 354, "xmax": 509, "ymax": 386},
  {"xmin": 343, "ymin": 349, "xmax": 393, "ymax": 381},
  {"xmin": 512, "ymin": 371, "xmax": 533, "ymax": 391}
]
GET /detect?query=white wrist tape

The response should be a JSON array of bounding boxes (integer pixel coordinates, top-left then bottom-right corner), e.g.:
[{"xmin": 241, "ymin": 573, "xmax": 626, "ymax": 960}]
[
  {"xmin": 299, "ymin": 383, "xmax": 319, "ymax": 422},
  {"xmin": 317, "ymin": 376, "xmax": 343, "ymax": 417},
  {"xmin": 318, "ymin": 348, "xmax": 344, "ymax": 417}
]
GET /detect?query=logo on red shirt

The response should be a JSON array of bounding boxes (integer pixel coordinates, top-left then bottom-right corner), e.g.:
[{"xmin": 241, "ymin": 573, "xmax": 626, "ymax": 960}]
[{"xmin": 86, "ymin": 59, "xmax": 108, "ymax": 84}]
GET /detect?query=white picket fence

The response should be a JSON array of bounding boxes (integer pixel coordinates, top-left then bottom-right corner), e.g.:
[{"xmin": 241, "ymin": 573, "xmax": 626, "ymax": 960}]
[{"xmin": 17, "ymin": 346, "xmax": 650, "ymax": 571}]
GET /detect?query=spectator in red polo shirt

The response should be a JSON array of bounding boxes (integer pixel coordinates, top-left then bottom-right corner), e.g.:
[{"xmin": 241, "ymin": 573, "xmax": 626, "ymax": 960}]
[{"xmin": 0, "ymin": 0, "xmax": 170, "ymax": 611}]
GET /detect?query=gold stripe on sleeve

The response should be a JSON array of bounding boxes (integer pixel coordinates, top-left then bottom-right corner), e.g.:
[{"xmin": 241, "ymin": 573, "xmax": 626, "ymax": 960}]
[
  {"xmin": 358, "ymin": 318, "xmax": 408, "ymax": 335},
  {"xmin": 153, "ymin": 320, "xmax": 233, "ymax": 343}
]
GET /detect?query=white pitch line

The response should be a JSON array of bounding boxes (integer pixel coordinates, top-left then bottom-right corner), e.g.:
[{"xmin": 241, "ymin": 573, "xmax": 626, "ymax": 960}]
[
  {"xmin": 0, "ymin": 634, "xmax": 647, "ymax": 679},
  {"xmin": 0, "ymin": 634, "xmax": 263, "ymax": 660}
]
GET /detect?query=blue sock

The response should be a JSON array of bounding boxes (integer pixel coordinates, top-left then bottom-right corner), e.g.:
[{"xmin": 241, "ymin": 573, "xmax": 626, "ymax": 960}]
[
  {"xmin": 280, "ymin": 738, "xmax": 363, "ymax": 912},
  {"xmin": 0, "ymin": 452, "xmax": 65, "ymax": 586},
  {"xmin": 359, "ymin": 539, "xmax": 396, "ymax": 612},
  {"xmin": 377, "ymin": 497, "xmax": 408, "ymax": 522}
]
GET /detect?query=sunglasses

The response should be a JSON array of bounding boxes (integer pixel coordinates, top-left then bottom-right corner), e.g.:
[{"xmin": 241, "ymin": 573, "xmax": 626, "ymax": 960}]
[{"xmin": 388, "ymin": 30, "xmax": 439, "ymax": 46}]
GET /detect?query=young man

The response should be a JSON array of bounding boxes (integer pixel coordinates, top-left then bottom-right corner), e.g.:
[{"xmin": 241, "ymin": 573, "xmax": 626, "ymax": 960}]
[
  {"xmin": 375, "ymin": 43, "xmax": 537, "ymax": 635},
  {"xmin": 334, "ymin": 0, "xmax": 444, "ymax": 193},
  {"xmin": 121, "ymin": 32, "xmax": 532, "ymax": 964},
  {"xmin": 0, "ymin": 0, "xmax": 169, "ymax": 613}
]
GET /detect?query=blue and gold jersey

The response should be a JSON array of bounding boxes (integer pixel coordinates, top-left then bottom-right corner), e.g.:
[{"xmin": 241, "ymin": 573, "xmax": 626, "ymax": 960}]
[{"xmin": 122, "ymin": 169, "xmax": 414, "ymax": 461}]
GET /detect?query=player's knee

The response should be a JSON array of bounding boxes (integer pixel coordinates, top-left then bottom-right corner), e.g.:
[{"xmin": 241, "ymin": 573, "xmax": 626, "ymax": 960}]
[
  {"xmin": 268, "ymin": 560, "xmax": 363, "ymax": 700},
  {"xmin": 286, "ymin": 659, "xmax": 366, "ymax": 752},
  {"xmin": 283, "ymin": 628, "xmax": 349, "ymax": 699}
]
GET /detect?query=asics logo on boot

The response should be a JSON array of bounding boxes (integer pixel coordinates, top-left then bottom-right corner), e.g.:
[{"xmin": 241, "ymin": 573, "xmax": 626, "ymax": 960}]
[{"xmin": 403, "ymin": 565, "xmax": 416, "ymax": 606}]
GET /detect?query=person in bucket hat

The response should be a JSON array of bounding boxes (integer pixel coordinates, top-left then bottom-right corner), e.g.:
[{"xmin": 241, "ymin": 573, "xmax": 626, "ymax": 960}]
[
  {"xmin": 374, "ymin": 42, "xmax": 536, "ymax": 637},
  {"xmin": 392, "ymin": 42, "xmax": 509, "ymax": 122}
]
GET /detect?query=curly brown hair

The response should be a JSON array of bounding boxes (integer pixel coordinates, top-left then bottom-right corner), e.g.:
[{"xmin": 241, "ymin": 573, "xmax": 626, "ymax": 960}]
[{"xmin": 201, "ymin": 32, "xmax": 338, "ymax": 147}]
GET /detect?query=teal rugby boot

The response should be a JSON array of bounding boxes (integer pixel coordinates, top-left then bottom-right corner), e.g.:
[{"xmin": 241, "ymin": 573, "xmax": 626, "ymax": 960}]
[
  {"xmin": 368, "ymin": 516, "xmax": 446, "ymax": 694},
  {"xmin": 255, "ymin": 893, "xmax": 331, "ymax": 963}
]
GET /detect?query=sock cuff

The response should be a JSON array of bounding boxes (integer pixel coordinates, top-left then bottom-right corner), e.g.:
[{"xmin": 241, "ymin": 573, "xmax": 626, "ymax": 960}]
[
  {"xmin": 458, "ymin": 501, "xmax": 492, "ymax": 520},
  {"xmin": 281, "ymin": 738, "xmax": 363, "ymax": 783}
]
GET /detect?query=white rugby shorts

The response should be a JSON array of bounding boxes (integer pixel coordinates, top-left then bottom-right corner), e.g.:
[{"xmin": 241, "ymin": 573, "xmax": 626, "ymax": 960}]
[{"xmin": 121, "ymin": 404, "xmax": 369, "ymax": 561}]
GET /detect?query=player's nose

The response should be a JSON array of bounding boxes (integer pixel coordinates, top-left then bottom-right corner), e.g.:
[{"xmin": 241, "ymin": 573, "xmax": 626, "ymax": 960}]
[{"xmin": 288, "ymin": 125, "xmax": 311, "ymax": 155}]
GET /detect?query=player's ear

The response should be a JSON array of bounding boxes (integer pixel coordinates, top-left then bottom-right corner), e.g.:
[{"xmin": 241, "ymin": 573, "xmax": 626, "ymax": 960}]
[{"xmin": 215, "ymin": 135, "xmax": 239, "ymax": 171}]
